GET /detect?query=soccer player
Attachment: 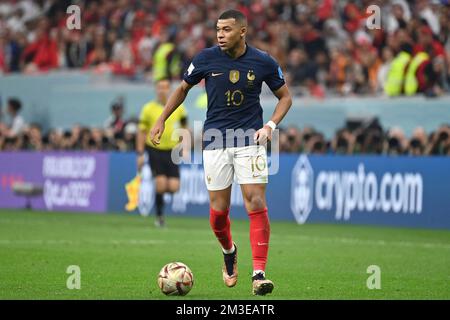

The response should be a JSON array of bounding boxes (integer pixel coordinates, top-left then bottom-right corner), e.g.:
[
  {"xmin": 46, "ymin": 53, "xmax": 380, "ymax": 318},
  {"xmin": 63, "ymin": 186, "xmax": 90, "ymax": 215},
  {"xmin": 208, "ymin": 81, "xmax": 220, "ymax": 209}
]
[
  {"xmin": 137, "ymin": 78, "xmax": 188, "ymax": 227},
  {"xmin": 149, "ymin": 10, "xmax": 292, "ymax": 295}
]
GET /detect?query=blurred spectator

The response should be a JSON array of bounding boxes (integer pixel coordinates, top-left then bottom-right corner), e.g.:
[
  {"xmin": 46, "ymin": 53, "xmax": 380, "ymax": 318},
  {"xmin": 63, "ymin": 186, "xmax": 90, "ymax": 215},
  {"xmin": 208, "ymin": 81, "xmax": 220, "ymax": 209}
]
[
  {"xmin": 152, "ymin": 27, "xmax": 181, "ymax": 82},
  {"xmin": 137, "ymin": 24, "xmax": 158, "ymax": 72},
  {"xmin": 60, "ymin": 130, "xmax": 73, "ymax": 150},
  {"xmin": 306, "ymin": 134, "xmax": 327, "ymax": 154},
  {"xmin": 3, "ymin": 98, "xmax": 27, "ymax": 138},
  {"xmin": 84, "ymin": 28, "xmax": 108, "ymax": 69},
  {"xmin": 110, "ymin": 34, "xmax": 136, "ymax": 76},
  {"xmin": 287, "ymin": 49, "xmax": 316, "ymax": 87},
  {"xmin": 78, "ymin": 127, "xmax": 92, "ymax": 150},
  {"xmin": 332, "ymin": 128, "xmax": 354, "ymax": 155},
  {"xmin": 342, "ymin": 1, "xmax": 365, "ymax": 34},
  {"xmin": 25, "ymin": 122, "xmax": 43, "ymax": 151},
  {"xmin": 47, "ymin": 128, "xmax": 63, "ymax": 150},
  {"xmin": 65, "ymin": 31, "xmax": 88, "ymax": 68},
  {"xmin": 323, "ymin": 18, "xmax": 349, "ymax": 52},
  {"xmin": 21, "ymin": 17, "xmax": 59, "ymax": 73},
  {"xmin": 377, "ymin": 47, "xmax": 394, "ymax": 92},
  {"xmin": 417, "ymin": 0, "xmax": 440, "ymax": 35},
  {"xmin": 426, "ymin": 124, "xmax": 450, "ymax": 155},
  {"xmin": 286, "ymin": 48, "xmax": 325, "ymax": 97},
  {"xmin": 282, "ymin": 126, "xmax": 302, "ymax": 153},
  {"xmin": 385, "ymin": 42, "xmax": 413, "ymax": 96},
  {"xmin": 408, "ymin": 137, "xmax": 425, "ymax": 156},
  {"xmin": 90, "ymin": 127, "xmax": 104, "ymax": 150},
  {"xmin": 412, "ymin": 25, "xmax": 447, "ymax": 95},
  {"xmin": 385, "ymin": 0, "xmax": 411, "ymax": 34},
  {"xmin": 115, "ymin": 120, "xmax": 137, "ymax": 151},
  {"xmin": 104, "ymin": 97, "xmax": 126, "ymax": 139},
  {"xmin": 385, "ymin": 127, "xmax": 407, "ymax": 155},
  {"xmin": 69, "ymin": 124, "xmax": 82, "ymax": 149},
  {"xmin": 328, "ymin": 46, "xmax": 352, "ymax": 95},
  {"xmin": 365, "ymin": 130, "xmax": 384, "ymax": 154},
  {"xmin": 2, "ymin": 136, "xmax": 20, "ymax": 151}
]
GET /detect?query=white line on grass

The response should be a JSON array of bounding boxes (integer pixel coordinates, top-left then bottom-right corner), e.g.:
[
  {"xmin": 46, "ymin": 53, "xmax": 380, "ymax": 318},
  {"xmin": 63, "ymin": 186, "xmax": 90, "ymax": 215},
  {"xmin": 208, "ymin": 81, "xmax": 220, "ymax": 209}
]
[
  {"xmin": 0, "ymin": 239, "xmax": 216, "ymax": 246},
  {"xmin": 0, "ymin": 236, "xmax": 448, "ymax": 250}
]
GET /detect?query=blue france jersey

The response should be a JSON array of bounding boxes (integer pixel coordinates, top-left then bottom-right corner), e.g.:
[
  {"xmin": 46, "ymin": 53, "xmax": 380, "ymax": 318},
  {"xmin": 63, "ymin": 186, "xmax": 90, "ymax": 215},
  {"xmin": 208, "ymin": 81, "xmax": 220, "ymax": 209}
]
[{"xmin": 183, "ymin": 44, "xmax": 285, "ymax": 149}]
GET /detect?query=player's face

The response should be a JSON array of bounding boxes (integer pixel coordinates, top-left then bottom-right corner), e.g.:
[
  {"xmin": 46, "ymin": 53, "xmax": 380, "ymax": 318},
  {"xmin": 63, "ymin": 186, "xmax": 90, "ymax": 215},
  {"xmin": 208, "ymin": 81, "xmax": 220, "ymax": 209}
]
[
  {"xmin": 216, "ymin": 18, "xmax": 245, "ymax": 51},
  {"xmin": 156, "ymin": 80, "xmax": 171, "ymax": 104}
]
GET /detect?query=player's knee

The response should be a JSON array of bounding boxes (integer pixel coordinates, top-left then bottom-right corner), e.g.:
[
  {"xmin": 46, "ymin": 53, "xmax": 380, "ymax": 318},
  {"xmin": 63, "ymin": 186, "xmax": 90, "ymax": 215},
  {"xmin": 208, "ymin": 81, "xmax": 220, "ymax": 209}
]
[
  {"xmin": 247, "ymin": 195, "xmax": 265, "ymax": 212},
  {"xmin": 210, "ymin": 198, "xmax": 230, "ymax": 212}
]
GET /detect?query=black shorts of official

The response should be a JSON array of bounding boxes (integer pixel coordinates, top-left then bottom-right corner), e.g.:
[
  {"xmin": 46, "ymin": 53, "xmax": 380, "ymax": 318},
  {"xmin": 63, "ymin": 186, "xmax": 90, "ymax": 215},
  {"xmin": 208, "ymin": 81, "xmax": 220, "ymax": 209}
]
[{"xmin": 145, "ymin": 146, "xmax": 180, "ymax": 178}]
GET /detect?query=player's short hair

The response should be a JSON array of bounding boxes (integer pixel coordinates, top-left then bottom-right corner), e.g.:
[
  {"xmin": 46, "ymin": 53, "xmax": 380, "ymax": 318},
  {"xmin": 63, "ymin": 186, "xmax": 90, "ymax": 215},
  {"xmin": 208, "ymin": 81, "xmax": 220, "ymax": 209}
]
[{"xmin": 218, "ymin": 9, "xmax": 247, "ymax": 27}]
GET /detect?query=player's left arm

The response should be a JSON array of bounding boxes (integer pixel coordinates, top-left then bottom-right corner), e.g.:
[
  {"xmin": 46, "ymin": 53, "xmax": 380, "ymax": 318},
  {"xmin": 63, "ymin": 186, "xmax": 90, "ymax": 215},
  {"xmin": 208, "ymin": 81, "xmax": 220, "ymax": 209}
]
[
  {"xmin": 268, "ymin": 84, "xmax": 292, "ymax": 127},
  {"xmin": 254, "ymin": 84, "xmax": 292, "ymax": 144}
]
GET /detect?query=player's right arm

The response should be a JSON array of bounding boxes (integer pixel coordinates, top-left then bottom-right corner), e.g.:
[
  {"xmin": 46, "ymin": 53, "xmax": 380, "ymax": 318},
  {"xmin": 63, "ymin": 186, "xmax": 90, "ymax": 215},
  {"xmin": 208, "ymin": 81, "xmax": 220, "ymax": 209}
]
[
  {"xmin": 150, "ymin": 51, "xmax": 207, "ymax": 146},
  {"xmin": 149, "ymin": 80, "xmax": 193, "ymax": 146}
]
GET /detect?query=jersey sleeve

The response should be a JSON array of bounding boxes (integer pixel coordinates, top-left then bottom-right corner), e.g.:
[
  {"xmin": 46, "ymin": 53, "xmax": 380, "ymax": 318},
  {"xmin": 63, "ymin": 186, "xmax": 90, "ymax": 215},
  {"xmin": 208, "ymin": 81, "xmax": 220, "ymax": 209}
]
[
  {"xmin": 182, "ymin": 51, "xmax": 208, "ymax": 85},
  {"xmin": 264, "ymin": 54, "xmax": 286, "ymax": 92}
]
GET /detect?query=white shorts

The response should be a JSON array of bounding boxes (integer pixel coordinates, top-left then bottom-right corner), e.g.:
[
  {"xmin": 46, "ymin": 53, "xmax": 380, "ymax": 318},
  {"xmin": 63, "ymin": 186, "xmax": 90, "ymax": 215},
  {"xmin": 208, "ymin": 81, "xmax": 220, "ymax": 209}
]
[{"xmin": 203, "ymin": 145, "xmax": 268, "ymax": 191}]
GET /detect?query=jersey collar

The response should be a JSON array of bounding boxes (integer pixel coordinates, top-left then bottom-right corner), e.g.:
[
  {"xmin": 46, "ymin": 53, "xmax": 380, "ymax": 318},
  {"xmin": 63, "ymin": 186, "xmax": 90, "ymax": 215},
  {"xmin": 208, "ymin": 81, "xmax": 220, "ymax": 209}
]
[{"xmin": 220, "ymin": 42, "xmax": 249, "ymax": 60}]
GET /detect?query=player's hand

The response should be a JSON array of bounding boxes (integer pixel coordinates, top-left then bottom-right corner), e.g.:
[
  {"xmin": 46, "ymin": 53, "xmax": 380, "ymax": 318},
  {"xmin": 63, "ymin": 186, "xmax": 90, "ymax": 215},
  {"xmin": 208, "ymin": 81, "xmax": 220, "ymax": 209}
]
[
  {"xmin": 150, "ymin": 119, "xmax": 165, "ymax": 146},
  {"xmin": 254, "ymin": 125, "xmax": 273, "ymax": 145}
]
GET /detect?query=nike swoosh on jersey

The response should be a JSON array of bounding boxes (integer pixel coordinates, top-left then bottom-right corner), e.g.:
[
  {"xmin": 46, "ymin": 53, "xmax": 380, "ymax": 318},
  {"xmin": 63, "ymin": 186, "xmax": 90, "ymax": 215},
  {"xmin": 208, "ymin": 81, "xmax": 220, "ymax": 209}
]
[
  {"xmin": 257, "ymin": 242, "xmax": 268, "ymax": 246},
  {"xmin": 211, "ymin": 72, "xmax": 224, "ymax": 77}
]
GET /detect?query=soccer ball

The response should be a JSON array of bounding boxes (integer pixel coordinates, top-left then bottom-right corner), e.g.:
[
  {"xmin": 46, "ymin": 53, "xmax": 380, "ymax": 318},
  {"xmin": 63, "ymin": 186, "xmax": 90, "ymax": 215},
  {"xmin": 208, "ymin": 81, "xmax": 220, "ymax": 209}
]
[{"xmin": 157, "ymin": 262, "xmax": 194, "ymax": 296}]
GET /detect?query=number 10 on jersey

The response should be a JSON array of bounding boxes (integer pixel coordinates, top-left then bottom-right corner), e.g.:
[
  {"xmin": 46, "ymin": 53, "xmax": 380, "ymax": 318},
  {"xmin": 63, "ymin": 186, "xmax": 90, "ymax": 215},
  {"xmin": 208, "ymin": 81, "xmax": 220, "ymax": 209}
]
[{"xmin": 225, "ymin": 90, "xmax": 244, "ymax": 107}]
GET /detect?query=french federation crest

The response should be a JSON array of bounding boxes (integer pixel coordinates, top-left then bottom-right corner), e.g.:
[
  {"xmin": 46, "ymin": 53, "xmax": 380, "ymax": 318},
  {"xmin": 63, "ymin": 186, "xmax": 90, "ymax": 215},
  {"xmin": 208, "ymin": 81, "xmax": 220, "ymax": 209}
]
[
  {"xmin": 290, "ymin": 155, "xmax": 314, "ymax": 224},
  {"xmin": 247, "ymin": 70, "xmax": 255, "ymax": 81},
  {"xmin": 229, "ymin": 70, "xmax": 240, "ymax": 83},
  {"xmin": 247, "ymin": 70, "xmax": 255, "ymax": 88}
]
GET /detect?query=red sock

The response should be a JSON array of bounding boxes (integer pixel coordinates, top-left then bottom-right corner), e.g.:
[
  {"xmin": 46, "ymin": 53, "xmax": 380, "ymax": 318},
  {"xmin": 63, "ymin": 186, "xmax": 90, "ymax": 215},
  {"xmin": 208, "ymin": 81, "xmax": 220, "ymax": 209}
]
[
  {"xmin": 209, "ymin": 207, "xmax": 233, "ymax": 251},
  {"xmin": 248, "ymin": 208, "xmax": 270, "ymax": 271}
]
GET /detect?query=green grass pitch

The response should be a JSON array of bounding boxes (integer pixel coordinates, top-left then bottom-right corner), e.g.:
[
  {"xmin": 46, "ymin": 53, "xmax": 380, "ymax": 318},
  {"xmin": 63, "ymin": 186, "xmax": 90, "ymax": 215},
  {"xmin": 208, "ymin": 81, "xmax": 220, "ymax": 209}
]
[{"xmin": 0, "ymin": 209, "xmax": 449, "ymax": 299}]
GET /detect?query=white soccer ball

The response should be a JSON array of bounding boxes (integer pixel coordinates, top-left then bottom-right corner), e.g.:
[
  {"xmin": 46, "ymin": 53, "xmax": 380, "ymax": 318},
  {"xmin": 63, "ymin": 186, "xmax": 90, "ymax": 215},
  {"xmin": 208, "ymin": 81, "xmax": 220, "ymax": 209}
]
[{"xmin": 157, "ymin": 262, "xmax": 194, "ymax": 296}]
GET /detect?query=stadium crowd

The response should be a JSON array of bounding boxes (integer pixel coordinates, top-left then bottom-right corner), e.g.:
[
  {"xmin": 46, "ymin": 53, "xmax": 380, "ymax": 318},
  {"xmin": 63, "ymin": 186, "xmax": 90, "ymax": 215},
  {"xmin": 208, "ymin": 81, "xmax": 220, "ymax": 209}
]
[
  {"xmin": 1, "ymin": 97, "xmax": 449, "ymax": 156},
  {"xmin": 0, "ymin": 0, "xmax": 449, "ymax": 97}
]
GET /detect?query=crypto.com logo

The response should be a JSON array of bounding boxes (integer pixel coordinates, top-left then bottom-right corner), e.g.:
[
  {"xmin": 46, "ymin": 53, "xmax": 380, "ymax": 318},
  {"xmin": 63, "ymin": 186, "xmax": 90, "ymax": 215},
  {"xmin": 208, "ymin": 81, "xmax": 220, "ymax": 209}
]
[
  {"xmin": 66, "ymin": 5, "xmax": 81, "ymax": 30},
  {"xmin": 290, "ymin": 155, "xmax": 314, "ymax": 224}
]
